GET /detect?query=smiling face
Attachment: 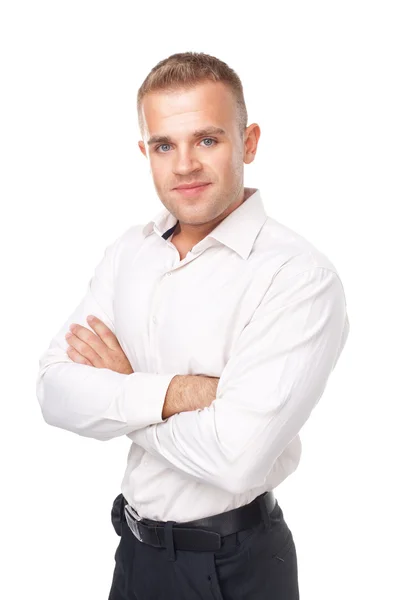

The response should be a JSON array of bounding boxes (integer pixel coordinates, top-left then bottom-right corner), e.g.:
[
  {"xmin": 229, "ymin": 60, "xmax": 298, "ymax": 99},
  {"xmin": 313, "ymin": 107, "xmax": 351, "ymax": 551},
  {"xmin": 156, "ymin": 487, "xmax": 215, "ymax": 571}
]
[{"xmin": 138, "ymin": 80, "xmax": 260, "ymax": 240}]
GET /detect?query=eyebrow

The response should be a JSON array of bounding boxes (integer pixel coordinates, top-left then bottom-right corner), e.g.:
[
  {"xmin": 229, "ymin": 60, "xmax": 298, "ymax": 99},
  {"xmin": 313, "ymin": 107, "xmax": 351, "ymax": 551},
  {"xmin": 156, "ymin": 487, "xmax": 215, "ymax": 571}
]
[{"xmin": 147, "ymin": 127, "xmax": 227, "ymax": 146}]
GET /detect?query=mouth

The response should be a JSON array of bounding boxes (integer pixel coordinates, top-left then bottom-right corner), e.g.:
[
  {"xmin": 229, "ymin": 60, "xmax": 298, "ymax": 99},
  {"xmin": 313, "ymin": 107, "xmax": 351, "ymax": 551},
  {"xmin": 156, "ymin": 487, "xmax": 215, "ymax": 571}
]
[{"xmin": 173, "ymin": 183, "xmax": 212, "ymax": 197}]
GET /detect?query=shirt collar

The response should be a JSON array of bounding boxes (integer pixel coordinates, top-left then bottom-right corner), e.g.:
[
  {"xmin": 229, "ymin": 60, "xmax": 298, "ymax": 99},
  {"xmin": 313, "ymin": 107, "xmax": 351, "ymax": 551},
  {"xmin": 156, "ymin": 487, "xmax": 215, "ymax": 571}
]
[{"xmin": 141, "ymin": 187, "xmax": 268, "ymax": 260}]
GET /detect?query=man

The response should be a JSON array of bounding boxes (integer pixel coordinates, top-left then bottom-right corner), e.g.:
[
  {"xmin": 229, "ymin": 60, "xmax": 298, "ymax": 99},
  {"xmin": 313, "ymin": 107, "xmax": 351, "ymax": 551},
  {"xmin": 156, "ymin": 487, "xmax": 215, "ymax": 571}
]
[{"xmin": 36, "ymin": 52, "xmax": 350, "ymax": 599}]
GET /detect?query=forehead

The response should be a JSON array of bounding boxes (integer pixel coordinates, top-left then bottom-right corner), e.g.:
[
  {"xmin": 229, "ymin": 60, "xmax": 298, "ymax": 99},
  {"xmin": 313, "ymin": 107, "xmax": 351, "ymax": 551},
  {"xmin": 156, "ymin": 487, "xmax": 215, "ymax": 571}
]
[{"xmin": 141, "ymin": 80, "xmax": 237, "ymax": 136}]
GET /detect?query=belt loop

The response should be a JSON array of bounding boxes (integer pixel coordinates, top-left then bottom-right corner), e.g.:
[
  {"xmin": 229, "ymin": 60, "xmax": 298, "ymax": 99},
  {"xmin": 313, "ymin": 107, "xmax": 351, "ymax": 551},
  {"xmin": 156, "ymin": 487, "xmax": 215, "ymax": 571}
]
[
  {"xmin": 165, "ymin": 521, "xmax": 176, "ymax": 562},
  {"xmin": 258, "ymin": 493, "xmax": 271, "ymax": 530}
]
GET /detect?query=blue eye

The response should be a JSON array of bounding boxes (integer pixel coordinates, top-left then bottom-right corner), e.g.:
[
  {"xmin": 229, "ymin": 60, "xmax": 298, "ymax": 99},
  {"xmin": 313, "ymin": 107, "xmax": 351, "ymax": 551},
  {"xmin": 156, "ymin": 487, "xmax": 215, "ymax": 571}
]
[
  {"xmin": 157, "ymin": 144, "xmax": 171, "ymax": 153},
  {"xmin": 201, "ymin": 138, "xmax": 216, "ymax": 147}
]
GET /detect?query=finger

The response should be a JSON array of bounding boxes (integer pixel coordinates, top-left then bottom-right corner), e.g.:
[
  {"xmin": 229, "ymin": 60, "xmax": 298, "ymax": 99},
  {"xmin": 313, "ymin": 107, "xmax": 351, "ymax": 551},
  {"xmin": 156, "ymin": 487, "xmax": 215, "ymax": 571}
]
[
  {"xmin": 68, "ymin": 323, "xmax": 110, "ymax": 359},
  {"xmin": 65, "ymin": 332, "xmax": 104, "ymax": 368},
  {"xmin": 66, "ymin": 345, "xmax": 93, "ymax": 367},
  {"xmin": 86, "ymin": 315, "xmax": 121, "ymax": 351}
]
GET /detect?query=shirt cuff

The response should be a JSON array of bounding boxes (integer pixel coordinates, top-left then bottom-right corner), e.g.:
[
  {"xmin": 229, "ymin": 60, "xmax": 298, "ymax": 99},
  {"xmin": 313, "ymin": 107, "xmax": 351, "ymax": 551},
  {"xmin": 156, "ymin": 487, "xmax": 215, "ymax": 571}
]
[{"xmin": 121, "ymin": 372, "xmax": 177, "ymax": 429}]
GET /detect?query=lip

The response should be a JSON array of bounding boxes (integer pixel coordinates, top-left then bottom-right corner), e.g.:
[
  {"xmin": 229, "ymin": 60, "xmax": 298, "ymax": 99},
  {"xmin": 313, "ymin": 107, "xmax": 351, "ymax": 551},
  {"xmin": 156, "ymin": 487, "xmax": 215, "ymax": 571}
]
[{"xmin": 173, "ymin": 183, "xmax": 212, "ymax": 197}]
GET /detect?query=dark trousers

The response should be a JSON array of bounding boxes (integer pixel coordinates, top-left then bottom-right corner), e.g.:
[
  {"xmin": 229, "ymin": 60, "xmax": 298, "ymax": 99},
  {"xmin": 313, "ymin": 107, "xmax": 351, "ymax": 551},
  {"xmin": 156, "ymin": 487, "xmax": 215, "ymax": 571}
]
[{"xmin": 108, "ymin": 493, "xmax": 300, "ymax": 599}]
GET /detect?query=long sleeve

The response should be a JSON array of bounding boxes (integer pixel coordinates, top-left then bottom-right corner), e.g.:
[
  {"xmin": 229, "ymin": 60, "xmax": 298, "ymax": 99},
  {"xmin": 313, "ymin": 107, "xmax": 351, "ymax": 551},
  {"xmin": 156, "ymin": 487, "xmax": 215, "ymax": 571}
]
[
  {"xmin": 36, "ymin": 234, "xmax": 177, "ymax": 441},
  {"xmin": 129, "ymin": 266, "xmax": 350, "ymax": 493}
]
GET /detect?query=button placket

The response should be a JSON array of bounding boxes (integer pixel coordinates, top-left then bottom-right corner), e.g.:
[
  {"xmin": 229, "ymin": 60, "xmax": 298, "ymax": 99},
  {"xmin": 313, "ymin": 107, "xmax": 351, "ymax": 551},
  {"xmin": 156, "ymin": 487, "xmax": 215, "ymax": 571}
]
[{"xmin": 149, "ymin": 269, "xmax": 174, "ymax": 373}]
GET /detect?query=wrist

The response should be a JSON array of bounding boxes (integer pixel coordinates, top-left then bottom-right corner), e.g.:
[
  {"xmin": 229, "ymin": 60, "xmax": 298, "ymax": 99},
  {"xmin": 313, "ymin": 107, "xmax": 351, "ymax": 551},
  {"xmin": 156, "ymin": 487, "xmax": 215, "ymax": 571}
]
[
  {"xmin": 162, "ymin": 375, "xmax": 219, "ymax": 419},
  {"xmin": 162, "ymin": 375, "xmax": 187, "ymax": 419}
]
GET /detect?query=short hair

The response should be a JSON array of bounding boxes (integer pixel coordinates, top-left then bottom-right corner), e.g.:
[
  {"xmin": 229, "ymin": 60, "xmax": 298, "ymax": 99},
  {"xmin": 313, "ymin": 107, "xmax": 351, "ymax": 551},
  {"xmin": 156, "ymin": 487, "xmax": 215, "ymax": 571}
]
[{"xmin": 137, "ymin": 52, "xmax": 248, "ymax": 139}]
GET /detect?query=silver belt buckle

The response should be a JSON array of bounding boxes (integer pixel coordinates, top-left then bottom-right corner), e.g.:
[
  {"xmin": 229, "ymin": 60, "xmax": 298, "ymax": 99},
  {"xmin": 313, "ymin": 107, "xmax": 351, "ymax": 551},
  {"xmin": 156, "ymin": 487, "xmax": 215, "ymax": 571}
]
[{"xmin": 124, "ymin": 504, "xmax": 143, "ymax": 542}]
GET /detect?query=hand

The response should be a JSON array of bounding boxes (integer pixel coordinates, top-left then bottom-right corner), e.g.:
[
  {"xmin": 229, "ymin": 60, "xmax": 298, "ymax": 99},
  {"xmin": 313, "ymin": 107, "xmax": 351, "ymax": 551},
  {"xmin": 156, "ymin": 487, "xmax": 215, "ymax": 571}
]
[{"xmin": 65, "ymin": 315, "xmax": 134, "ymax": 375}]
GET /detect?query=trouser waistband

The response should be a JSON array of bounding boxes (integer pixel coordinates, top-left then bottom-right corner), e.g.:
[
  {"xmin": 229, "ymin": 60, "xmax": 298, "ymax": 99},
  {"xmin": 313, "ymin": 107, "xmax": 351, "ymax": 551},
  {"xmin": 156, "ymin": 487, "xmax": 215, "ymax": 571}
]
[{"xmin": 122, "ymin": 491, "xmax": 276, "ymax": 556}]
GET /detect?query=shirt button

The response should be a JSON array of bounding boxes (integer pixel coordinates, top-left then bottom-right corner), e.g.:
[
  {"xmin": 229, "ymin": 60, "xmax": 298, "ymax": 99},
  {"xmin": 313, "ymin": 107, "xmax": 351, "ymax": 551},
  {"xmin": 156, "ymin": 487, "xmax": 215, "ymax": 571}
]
[
  {"xmin": 152, "ymin": 316, "xmax": 156, "ymax": 323},
  {"xmin": 166, "ymin": 272, "xmax": 172, "ymax": 276}
]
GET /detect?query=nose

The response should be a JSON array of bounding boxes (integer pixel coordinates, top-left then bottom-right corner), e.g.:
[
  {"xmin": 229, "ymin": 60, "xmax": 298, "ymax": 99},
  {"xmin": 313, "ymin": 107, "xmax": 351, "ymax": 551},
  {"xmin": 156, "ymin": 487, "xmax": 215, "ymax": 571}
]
[{"xmin": 172, "ymin": 146, "xmax": 202, "ymax": 176}]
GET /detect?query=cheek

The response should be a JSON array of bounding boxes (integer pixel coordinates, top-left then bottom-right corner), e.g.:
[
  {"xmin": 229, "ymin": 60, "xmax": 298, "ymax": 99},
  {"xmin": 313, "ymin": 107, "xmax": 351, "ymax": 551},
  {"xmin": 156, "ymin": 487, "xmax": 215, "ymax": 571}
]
[
  {"xmin": 203, "ymin": 149, "xmax": 231, "ymax": 174},
  {"xmin": 212, "ymin": 156, "xmax": 238, "ymax": 181},
  {"xmin": 227, "ymin": 148, "xmax": 244, "ymax": 175},
  {"xmin": 149, "ymin": 158, "xmax": 167, "ymax": 182}
]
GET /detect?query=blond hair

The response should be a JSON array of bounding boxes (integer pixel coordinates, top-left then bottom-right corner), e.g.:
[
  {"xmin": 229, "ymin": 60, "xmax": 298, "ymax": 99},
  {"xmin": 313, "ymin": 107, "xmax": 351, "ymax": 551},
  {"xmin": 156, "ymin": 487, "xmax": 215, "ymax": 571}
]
[{"xmin": 137, "ymin": 52, "xmax": 248, "ymax": 138}]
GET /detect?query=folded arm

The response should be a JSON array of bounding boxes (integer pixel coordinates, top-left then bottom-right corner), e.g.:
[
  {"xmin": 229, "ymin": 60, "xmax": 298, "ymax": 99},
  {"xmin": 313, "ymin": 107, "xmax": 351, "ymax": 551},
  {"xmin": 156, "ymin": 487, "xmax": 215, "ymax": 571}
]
[
  {"xmin": 129, "ymin": 266, "xmax": 350, "ymax": 494},
  {"xmin": 36, "ymin": 234, "xmax": 177, "ymax": 441}
]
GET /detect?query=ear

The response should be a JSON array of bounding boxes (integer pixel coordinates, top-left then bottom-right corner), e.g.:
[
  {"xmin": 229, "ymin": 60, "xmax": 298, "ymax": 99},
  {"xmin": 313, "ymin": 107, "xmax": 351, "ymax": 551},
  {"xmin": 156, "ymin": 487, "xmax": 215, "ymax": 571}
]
[
  {"xmin": 243, "ymin": 124, "xmax": 261, "ymax": 165},
  {"xmin": 138, "ymin": 140, "xmax": 147, "ymax": 157}
]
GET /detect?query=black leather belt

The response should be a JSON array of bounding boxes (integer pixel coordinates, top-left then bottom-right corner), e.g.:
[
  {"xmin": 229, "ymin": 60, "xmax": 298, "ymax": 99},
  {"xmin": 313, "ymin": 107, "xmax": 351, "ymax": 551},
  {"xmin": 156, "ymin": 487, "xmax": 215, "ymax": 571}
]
[{"xmin": 122, "ymin": 491, "xmax": 276, "ymax": 552}]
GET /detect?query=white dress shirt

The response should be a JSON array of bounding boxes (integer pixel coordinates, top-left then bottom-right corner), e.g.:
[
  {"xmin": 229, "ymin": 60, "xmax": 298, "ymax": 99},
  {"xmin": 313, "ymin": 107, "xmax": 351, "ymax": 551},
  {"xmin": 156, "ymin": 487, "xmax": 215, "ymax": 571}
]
[{"xmin": 36, "ymin": 187, "xmax": 350, "ymax": 522}]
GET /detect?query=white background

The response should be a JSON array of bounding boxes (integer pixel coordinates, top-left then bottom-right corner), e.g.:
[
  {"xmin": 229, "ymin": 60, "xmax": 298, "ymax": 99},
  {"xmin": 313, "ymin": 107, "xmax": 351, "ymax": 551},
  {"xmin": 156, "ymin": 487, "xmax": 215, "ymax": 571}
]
[{"xmin": 1, "ymin": 1, "xmax": 399, "ymax": 598}]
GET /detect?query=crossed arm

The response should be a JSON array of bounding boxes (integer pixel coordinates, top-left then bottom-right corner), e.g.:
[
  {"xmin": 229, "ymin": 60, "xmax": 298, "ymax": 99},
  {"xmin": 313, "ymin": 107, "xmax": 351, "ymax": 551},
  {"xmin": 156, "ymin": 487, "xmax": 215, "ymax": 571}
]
[
  {"xmin": 36, "ymin": 235, "xmax": 220, "ymax": 440},
  {"xmin": 128, "ymin": 267, "xmax": 349, "ymax": 494}
]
